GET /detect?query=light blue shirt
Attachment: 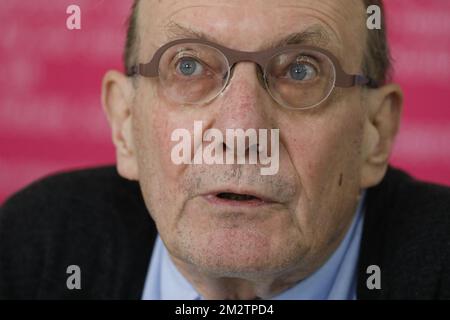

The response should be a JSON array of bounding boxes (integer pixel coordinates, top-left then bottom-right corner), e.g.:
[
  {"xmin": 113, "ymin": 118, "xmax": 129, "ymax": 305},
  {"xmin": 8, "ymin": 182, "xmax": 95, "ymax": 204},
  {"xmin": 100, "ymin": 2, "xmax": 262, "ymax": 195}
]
[{"xmin": 142, "ymin": 192, "xmax": 365, "ymax": 300}]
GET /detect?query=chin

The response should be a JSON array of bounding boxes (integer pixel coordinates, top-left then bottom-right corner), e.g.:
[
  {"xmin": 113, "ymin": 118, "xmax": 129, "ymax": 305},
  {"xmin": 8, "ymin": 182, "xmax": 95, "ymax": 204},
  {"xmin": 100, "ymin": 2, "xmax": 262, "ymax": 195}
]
[{"xmin": 177, "ymin": 227, "xmax": 305, "ymax": 278}]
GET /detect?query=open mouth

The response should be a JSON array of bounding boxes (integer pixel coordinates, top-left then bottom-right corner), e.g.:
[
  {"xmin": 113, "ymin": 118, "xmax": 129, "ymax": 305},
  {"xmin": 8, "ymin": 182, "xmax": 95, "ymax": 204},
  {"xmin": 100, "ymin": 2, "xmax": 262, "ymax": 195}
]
[
  {"xmin": 216, "ymin": 192, "xmax": 260, "ymax": 201},
  {"xmin": 203, "ymin": 191, "xmax": 274, "ymax": 207}
]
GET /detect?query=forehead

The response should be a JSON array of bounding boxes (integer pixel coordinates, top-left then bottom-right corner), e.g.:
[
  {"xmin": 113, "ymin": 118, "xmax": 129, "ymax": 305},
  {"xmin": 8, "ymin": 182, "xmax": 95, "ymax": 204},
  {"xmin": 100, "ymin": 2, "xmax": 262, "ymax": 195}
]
[{"xmin": 137, "ymin": 0, "xmax": 366, "ymax": 65}]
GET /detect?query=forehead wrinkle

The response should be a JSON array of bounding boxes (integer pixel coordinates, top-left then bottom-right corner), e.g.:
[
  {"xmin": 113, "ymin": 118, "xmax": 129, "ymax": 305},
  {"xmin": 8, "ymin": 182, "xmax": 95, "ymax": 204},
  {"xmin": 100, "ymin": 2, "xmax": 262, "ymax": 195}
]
[
  {"xmin": 275, "ymin": 3, "xmax": 355, "ymax": 51},
  {"xmin": 164, "ymin": 21, "xmax": 220, "ymax": 43},
  {"xmin": 163, "ymin": 21, "xmax": 334, "ymax": 53},
  {"xmin": 140, "ymin": 1, "xmax": 351, "ymax": 61},
  {"xmin": 271, "ymin": 24, "xmax": 331, "ymax": 48}
]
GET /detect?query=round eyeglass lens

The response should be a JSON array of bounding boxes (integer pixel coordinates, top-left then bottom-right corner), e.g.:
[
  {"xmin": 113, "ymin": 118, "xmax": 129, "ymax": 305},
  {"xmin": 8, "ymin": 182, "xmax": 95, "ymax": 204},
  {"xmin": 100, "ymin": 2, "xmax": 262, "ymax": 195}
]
[
  {"xmin": 265, "ymin": 49, "xmax": 336, "ymax": 109},
  {"xmin": 158, "ymin": 42, "xmax": 230, "ymax": 105}
]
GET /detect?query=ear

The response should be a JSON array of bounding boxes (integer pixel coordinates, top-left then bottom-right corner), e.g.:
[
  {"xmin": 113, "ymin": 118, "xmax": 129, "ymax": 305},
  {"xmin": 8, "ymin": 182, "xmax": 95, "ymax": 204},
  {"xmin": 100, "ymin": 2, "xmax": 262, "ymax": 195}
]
[
  {"xmin": 360, "ymin": 83, "xmax": 403, "ymax": 188},
  {"xmin": 101, "ymin": 70, "xmax": 139, "ymax": 181}
]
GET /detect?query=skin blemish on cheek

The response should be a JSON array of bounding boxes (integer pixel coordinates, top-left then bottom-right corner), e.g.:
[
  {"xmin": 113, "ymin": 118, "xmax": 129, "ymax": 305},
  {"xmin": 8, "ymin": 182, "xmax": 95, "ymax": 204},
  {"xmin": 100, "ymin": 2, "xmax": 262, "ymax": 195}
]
[{"xmin": 338, "ymin": 173, "xmax": 343, "ymax": 186}]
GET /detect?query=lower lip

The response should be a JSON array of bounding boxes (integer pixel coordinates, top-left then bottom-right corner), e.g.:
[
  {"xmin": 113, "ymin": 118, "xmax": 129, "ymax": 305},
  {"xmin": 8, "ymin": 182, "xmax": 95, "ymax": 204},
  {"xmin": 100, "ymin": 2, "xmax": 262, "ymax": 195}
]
[{"xmin": 202, "ymin": 194, "xmax": 275, "ymax": 207}]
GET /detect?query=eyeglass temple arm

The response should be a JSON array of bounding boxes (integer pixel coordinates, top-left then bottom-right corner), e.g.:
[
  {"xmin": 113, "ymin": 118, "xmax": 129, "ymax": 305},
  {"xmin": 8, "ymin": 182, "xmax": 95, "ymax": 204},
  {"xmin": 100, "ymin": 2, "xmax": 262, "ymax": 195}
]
[
  {"xmin": 353, "ymin": 75, "xmax": 379, "ymax": 88},
  {"xmin": 127, "ymin": 63, "xmax": 159, "ymax": 77},
  {"xmin": 336, "ymin": 71, "xmax": 379, "ymax": 88},
  {"xmin": 126, "ymin": 65, "xmax": 138, "ymax": 77}
]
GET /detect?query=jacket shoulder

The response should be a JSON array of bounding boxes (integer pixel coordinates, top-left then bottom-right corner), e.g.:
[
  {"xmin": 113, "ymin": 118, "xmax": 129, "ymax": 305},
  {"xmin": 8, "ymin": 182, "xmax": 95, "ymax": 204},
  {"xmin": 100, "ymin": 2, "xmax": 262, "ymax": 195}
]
[
  {"xmin": 0, "ymin": 166, "xmax": 156, "ymax": 299},
  {"xmin": 359, "ymin": 167, "xmax": 450, "ymax": 299}
]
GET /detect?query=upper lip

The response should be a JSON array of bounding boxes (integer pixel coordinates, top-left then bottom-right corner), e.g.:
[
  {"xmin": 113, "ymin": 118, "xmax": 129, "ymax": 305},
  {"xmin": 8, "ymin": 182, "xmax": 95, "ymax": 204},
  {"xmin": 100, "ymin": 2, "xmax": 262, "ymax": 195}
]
[{"xmin": 202, "ymin": 188, "xmax": 278, "ymax": 203}]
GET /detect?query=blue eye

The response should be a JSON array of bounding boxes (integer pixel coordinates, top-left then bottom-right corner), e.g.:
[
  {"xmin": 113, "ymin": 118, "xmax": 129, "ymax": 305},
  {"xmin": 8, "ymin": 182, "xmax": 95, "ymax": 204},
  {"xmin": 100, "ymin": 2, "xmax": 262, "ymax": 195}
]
[
  {"xmin": 288, "ymin": 62, "xmax": 316, "ymax": 81},
  {"xmin": 177, "ymin": 57, "xmax": 203, "ymax": 76}
]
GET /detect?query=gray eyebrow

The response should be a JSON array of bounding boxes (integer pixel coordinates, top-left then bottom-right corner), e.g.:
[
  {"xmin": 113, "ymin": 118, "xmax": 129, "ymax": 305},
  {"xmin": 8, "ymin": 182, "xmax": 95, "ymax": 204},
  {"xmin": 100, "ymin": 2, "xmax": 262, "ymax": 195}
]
[
  {"xmin": 163, "ymin": 21, "xmax": 331, "ymax": 51},
  {"xmin": 271, "ymin": 25, "xmax": 331, "ymax": 48},
  {"xmin": 165, "ymin": 21, "xmax": 210, "ymax": 41}
]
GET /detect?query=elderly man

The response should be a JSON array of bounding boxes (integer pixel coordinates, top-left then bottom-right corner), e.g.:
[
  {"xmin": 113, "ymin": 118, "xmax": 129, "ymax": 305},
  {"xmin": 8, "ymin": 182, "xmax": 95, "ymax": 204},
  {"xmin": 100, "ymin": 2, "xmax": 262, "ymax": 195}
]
[{"xmin": 0, "ymin": 0, "xmax": 449, "ymax": 300}]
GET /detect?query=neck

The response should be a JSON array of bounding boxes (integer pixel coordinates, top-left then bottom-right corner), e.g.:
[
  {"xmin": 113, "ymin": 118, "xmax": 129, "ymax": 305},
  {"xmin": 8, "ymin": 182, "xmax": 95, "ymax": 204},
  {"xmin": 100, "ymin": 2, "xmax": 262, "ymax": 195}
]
[{"xmin": 169, "ymin": 254, "xmax": 319, "ymax": 300}]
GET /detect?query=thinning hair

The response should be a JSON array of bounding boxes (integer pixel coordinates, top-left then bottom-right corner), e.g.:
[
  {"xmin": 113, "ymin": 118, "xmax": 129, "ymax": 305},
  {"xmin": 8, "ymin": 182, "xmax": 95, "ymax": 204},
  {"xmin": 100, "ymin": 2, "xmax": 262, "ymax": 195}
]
[{"xmin": 123, "ymin": 0, "xmax": 391, "ymax": 84}]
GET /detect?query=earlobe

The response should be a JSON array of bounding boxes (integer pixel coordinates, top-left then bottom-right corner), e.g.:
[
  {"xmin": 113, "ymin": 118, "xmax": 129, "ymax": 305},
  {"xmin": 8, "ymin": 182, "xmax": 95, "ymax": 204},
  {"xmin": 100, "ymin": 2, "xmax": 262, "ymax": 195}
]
[
  {"xmin": 101, "ymin": 70, "xmax": 139, "ymax": 181},
  {"xmin": 360, "ymin": 83, "xmax": 403, "ymax": 188}
]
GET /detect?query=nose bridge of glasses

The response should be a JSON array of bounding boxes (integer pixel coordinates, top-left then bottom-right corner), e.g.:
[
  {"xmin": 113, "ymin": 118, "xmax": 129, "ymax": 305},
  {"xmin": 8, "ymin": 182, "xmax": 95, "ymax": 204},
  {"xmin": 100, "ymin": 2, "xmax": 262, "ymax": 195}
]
[
  {"xmin": 222, "ymin": 47, "xmax": 273, "ymax": 72},
  {"xmin": 220, "ymin": 48, "xmax": 274, "ymax": 91},
  {"xmin": 224, "ymin": 50, "xmax": 268, "ymax": 89}
]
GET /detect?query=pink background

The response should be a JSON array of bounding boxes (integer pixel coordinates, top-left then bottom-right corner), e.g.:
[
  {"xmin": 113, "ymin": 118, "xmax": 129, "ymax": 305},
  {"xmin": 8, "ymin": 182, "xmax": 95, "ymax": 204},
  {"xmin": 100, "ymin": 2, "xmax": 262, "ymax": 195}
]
[{"xmin": 1, "ymin": 0, "xmax": 449, "ymax": 203}]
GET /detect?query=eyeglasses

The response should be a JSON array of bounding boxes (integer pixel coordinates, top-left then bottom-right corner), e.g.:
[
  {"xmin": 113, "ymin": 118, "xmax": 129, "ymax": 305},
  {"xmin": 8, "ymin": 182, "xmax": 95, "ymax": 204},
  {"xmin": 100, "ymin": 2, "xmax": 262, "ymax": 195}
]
[{"xmin": 128, "ymin": 38, "xmax": 379, "ymax": 110}]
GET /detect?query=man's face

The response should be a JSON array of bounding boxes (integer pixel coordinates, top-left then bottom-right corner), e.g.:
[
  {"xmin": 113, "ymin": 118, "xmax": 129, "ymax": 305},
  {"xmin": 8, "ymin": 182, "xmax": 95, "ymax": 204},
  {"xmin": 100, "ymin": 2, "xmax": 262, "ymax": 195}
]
[{"xmin": 132, "ymin": 0, "xmax": 369, "ymax": 278}]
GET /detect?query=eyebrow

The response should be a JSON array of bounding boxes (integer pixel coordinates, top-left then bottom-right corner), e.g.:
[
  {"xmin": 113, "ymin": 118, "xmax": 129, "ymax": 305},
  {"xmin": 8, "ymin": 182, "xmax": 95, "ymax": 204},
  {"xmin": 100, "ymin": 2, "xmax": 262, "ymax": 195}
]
[{"xmin": 163, "ymin": 21, "xmax": 331, "ymax": 51}]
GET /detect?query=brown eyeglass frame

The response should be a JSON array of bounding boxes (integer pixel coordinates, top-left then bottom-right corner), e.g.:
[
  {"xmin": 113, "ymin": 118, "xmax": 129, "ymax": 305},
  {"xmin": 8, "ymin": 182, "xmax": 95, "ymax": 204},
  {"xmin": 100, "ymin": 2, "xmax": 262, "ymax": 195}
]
[{"xmin": 127, "ymin": 38, "xmax": 379, "ymax": 89}]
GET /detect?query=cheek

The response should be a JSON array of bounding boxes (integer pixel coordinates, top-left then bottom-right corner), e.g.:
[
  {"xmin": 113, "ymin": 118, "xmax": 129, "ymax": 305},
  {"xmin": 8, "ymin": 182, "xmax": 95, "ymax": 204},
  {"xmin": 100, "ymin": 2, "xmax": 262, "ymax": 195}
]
[
  {"xmin": 280, "ymin": 99, "xmax": 364, "ymax": 232},
  {"xmin": 288, "ymin": 98, "xmax": 363, "ymax": 183},
  {"xmin": 135, "ymin": 88, "xmax": 191, "ymax": 183},
  {"xmin": 132, "ymin": 89, "xmax": 195, "ymax": 228}
]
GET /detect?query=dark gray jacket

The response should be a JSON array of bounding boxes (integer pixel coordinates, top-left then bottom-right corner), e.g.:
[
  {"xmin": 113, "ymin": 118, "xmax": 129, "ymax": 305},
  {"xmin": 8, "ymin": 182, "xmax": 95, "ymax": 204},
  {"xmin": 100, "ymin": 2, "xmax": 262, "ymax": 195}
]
[{"xmin": 1, "ymin": 166, "xmax": 449, "ymax": 299}]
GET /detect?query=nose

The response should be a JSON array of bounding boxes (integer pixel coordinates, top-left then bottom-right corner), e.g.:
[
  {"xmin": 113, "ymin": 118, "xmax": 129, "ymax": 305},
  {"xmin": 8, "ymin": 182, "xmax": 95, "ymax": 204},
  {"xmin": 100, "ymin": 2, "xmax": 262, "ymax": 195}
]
[
  {"xmin": 210, "ymin": 62, "xmax": 276, "ymax": 160},
  {"xmin": 215, "ymin": 62, "xmax": 272, "ymax": 126}
]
